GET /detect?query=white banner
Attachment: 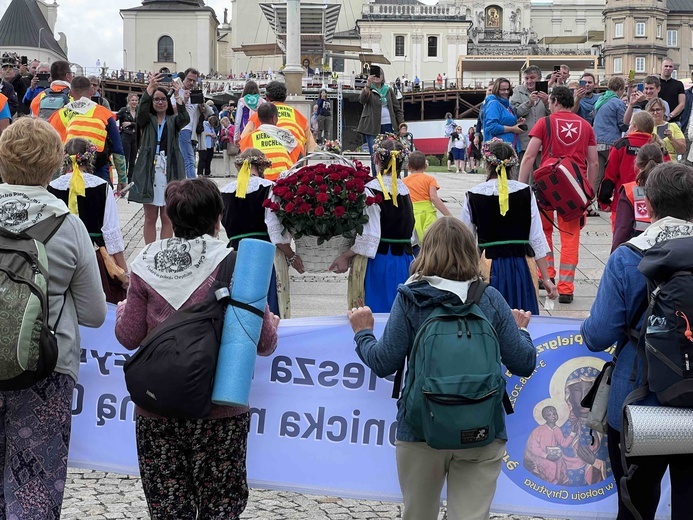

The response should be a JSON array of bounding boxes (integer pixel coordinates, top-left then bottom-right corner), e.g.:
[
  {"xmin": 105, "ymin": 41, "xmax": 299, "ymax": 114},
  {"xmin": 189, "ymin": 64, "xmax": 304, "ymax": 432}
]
[{"xmin": 70, "ymin": 306, "xmax": 671, "ymax": 519}]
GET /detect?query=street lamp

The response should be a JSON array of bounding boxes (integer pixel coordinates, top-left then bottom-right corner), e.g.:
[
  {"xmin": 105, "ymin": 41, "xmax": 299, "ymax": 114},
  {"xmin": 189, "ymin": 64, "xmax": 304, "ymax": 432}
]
[{"xmin": 38, "ymin": 27, "xmax": 44, "ymax": 62}]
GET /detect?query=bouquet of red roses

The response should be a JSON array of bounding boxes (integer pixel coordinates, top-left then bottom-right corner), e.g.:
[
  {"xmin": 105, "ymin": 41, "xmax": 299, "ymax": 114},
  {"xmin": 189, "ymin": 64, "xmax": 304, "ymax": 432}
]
[{"xmin": 264, "ymin": 160, "xmax": 381, "ymax": 244}]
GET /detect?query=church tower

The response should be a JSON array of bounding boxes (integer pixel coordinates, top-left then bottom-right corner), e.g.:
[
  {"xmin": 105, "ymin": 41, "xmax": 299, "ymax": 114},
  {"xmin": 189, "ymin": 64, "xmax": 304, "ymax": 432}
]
[{"xmin": 602, "ymin": 0, "xmax": 669, "ymax": 79}]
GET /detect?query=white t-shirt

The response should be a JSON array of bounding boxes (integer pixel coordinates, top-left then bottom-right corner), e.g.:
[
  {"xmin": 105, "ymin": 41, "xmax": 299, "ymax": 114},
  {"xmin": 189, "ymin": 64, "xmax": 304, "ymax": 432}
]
[{"xmin": 381, "ymin": 105, "xmax": 392, "ymax": 125}]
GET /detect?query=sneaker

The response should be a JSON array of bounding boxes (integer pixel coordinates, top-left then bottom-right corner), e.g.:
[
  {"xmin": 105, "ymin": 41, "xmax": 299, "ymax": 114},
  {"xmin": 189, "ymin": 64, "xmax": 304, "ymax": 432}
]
[
  {"xmin": 558, "ymin": 294, "xmax": 573, "ymax": 304},
  {"xmin": 538, "ymin": 278, "xmax": 555, "ymax": 290}
]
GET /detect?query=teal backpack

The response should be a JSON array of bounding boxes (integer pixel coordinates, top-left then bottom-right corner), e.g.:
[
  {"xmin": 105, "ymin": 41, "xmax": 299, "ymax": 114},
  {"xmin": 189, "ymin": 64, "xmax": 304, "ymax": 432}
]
[{"xmin": 400, "ymin": 281, "xmax": 513, "ymax": 450}]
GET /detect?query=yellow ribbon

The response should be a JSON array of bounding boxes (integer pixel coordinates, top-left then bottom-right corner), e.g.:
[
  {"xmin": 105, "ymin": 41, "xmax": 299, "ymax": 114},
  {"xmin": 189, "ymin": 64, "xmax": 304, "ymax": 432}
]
[
  {"xmin": 388, "ymin": 152, "xmax": 399, "ymax": 207},
  {"xmin": 68, "ymin": 155, "xmax": 85, "ymax": 215},
  {"xmin": 376, "ymin": 173, "xmax": 391, "ymax": 202},
  {"xmin": 235, "ymin": 159, "xmax": 252, "ymax": 199},
  {"xmin": 497, "ymin": 163, "xmax": 509, "ymax": 216}
]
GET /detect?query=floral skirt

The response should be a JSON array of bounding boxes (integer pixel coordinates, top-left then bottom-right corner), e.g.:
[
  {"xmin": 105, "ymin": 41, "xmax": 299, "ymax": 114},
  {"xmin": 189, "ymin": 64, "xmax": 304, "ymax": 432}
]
[{"xmin": 136, "ymin": 412, "xmax": 251, "ymax": 519}]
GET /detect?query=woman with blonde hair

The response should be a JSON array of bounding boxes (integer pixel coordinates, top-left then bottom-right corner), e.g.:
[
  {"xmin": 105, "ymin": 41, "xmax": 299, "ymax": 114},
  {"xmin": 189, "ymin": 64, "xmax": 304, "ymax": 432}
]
[
  {"xmin": 462, "ymin": 138, "xmax": 557, "ymax": 314},
  {"xmin": 220, "ymin": 148, "xmax": 304, "ymax": 318},
  {"xmin": 646, "ymin": 97, "xmax": 686, "ymax": 161},
  {"xmin": 0, "ymin": 118, "xmax": 106, "ymax": 517},
  {"xmin": 347, "ymin": 216, "xmax": 536, "ymax": 520}
]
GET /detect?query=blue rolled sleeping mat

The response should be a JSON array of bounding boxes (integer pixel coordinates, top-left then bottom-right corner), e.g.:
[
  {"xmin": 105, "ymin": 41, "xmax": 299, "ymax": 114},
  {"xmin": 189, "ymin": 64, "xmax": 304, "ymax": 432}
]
[{"xmin": 212, "ymin": 238, "xmax": 276, "ymax": 407}]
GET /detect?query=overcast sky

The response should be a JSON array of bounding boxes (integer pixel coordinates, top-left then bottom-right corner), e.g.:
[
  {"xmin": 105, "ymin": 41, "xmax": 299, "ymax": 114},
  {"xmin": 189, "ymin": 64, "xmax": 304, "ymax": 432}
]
[{"xmin": 0, "ymin": 0, "xmax": 438, "ymax": 73}]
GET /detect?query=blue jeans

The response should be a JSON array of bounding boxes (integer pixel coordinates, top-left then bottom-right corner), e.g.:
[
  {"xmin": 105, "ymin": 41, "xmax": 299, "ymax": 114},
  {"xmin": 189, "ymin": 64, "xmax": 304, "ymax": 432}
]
[
  {"xmin": 178, "ymin": 129, "xmax": 196, "ymax": 179},
  {"xmin": 364, "ymin": 124, "xmax": 395, "ymax": 174}
]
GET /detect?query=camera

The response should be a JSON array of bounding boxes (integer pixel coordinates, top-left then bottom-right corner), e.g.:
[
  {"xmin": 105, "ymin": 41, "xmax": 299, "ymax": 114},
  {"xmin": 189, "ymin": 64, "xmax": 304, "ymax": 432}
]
[{"xmin": 190, "ymin": 89, "xmax": 204, "ymax": 104}]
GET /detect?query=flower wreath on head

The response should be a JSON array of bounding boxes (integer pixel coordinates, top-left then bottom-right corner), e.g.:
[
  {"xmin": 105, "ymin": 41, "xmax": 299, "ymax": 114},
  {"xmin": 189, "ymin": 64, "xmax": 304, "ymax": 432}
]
[
  {"xmin": 63, "ymin": 143, "xmax": 99, "ymax": 216},
  {"xmin": 481, "ymin": 138, "xmax": 519, "ymax": 217},
  {"xmin": 372, "ymin": 132, "xmax": 411, "ymax": 207},
  {"xmin": 234, "ymin": 153, "xmax": 274, "ymax": 199}
]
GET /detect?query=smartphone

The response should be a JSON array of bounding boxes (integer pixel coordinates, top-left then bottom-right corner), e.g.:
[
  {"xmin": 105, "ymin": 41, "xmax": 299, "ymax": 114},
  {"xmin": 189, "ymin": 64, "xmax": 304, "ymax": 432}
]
[
  {"xmin": 190, "ymin": 89, "xmax": 204, "ymax": 104},
  {"xmin": 160, "ymin": 73, "xmax": 173, "ymax": 84},
  {"xmin": 579, "ymin": 80, "xmax": 587, "ymax": 87},
  {"xmin": 20, "ymin": 56, "xmax": 27, "ymax": 66},
  {"xmin": 115, "ymin": 182, "xmax": 135, "ymax": 200},
  {"xmin": 37, "ymin": 72, "xmax": 50, "ymax": 88},
  {"xmin": 628, "ymin": 70, "xmax": 636, "ymax": 81},
  {"xmin": 369, "ymin": 65, "xmax": 381, "ymax": 79},
  {"xmin": 637, "ymin": 83, "xmax": 644, "ymax": 92},
  {"xmin": 518, "ymin": 124, "xmax": 528, "ymax": 132},
  {"xmin": 553, "ymin": 65, "xmax": 561, "ymax": 72},
  {"xmin": 535, "ymin": 80, "xmax": 549, "ymax": 94},
  {"xmin": 91, "ymin": 95, "xmax": 100, "ymax": 103},
  {"xmin": 657, "ymin": 125, "xmax": 668, "ymax": 138}
]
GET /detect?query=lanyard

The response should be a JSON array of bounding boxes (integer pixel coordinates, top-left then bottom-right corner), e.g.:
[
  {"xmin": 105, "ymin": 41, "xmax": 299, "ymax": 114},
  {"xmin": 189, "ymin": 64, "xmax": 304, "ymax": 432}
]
[{"xmin": 155, "ymin": 120, "xmax": 166, "ymax": 155}]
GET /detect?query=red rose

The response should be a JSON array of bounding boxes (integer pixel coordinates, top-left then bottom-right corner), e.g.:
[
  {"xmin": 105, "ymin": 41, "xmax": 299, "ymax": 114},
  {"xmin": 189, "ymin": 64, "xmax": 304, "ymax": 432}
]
[
  {"xmin": 282, "ymin": 191, "xmax": 295, "ymax": 201},
  {"xmin": 299, "ymin": 203, "xmax": 312, "ymax": 214},
  {"xmin": 262, "ymin": 199, "xmax": 272, "ymax": 208},
  {"xmin": 317, "ymin": 193, "xmax": 329, "ymax": 203},
  {"xmin": 345, "ymin": 180, "xmax": 356, "ymax": 190},
  {"xmin": 318, "ymin": 184, "xmax": 329, "ymax": 193},
  {"xmin": 284, "ymin": 202, "xmax": 296, "ymax": 213},
  {"xmin": 314, "ymin": 175, "xmax": 324, "ymax": 184},
  {"xmin": 366, "ymin": 196, "xmax": 376, "ymax": 205},
  {"xmin": 329, "ymin": 172, "xmax": 341, "ymax": 182},
  {"xmin": 306, "ymin": 187, "xmax": 316, "ymax": 197},
  {"xmin": 275, "ymin": 178, "xmax": 287, "ymax": 187},
  {"xmin": 334, "ymin": 206, "xmax": 346, "ymax": 217},
  {"xmin": 270, "ymin": 202, "xmax": 280, "ymax": 212},
  {"xmin": 314, "ymin": 206, "xmax": 325, "ymax": 216},
  {"xmin": 333, "ymin": 185, "xmax": 342, "ymax": 195},
  {"xmin": 354, "ymin": 170, "xmax": 369, "ymax": 180},
  {"xmin": 339, "ymin": 170, "xmax": 349, "ymax": 179},
  {"xmin": 354, "ymin": 179, "xmax": 365, "ymax": 192},
  {"xmin": 347, "ymin": 192, "xmax": 358, "ymax": 202},
  {"xmin": 375, "ymin": 193, "xmax": 383, "ymax": 203},
  {"xmin": 294, "ymin": 197, "xmax": 305, "ymax": 206},
  {"xmin": 289, "ymin": 175, "xmax": 299, "ymax": 185},
  {"xmin": 297, "ymin": 185, "xmax": 309, "ymax": 196}
]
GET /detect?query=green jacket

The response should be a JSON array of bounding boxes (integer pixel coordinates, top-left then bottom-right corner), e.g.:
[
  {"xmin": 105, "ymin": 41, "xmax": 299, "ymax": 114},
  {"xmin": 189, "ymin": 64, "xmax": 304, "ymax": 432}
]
[
  {"xmin": 357, "ymin": 85, "xmax": 404, "ymax": 136},
  {"xmin": 128, "ymin": 91, "xmax": 190, "ymax": 204}
]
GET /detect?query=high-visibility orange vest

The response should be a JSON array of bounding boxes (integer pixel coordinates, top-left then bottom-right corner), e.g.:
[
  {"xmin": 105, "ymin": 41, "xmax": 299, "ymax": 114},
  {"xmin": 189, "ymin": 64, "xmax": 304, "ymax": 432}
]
[
  {"xmin": 49, "ymin": 103, "xmax": 112, "ymax": 151},
  {"xmin": 623, "ymin": 181, "xmax": 650, "ymax": 232},
  {"xmin": 0, "ymin": 93, "xmax": 7, "ymax": 114},
  {"xmin": 239, "ymin": 130, "xmax": 295, "ymax": 181},
  {"xmin": 249, "ymin": 102, "xmax": 308, "ymax": 150}
]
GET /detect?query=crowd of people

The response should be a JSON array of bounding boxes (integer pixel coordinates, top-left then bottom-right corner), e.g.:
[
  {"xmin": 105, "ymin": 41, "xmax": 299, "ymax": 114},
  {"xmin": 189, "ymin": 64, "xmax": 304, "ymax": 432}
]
[{"xmin": 0, "ymin": 51, "xmax": 692, "ymax": 520}]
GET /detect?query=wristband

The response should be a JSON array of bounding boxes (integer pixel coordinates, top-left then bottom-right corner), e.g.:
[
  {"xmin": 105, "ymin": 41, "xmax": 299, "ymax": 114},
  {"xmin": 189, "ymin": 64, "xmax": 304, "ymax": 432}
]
[{"xmin": 286, "ymin": 252, "xmax": 298, "ymax": 267}]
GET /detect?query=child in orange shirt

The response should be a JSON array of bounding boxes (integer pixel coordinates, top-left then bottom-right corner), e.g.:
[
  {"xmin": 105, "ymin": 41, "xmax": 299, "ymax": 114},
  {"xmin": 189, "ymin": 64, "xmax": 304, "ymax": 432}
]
[{"xmin": 402, "ymin": 151, "xmax": 451, "ymax": 242}]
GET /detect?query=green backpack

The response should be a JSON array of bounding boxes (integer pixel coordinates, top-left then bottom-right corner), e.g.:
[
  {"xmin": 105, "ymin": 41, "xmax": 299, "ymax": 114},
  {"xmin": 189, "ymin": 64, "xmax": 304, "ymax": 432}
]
[
  {"xmin": 400, "ymin": 281, "xmax": 513, "ymax": 450},
  {"xmin": 0, "ymin": 214, "xmax": 66, "ymax": 390}
]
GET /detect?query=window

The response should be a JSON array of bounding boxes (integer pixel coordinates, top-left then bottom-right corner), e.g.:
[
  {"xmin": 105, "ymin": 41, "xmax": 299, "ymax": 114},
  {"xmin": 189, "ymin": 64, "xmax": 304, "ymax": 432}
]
[
  {"xmin": 613, "ymin": 57, "xmax": 623, "ymax": 73},
  {"xmin": 157, "ymin": 35, "xmax": 174, "ymax": 62},
  {"xmin": 657, "ymin": 24, "xmax": 662, "ymax": 38},
  {"xmin": 332, "ymin": 58, "xmax": 344, "ymax": 73},
  {"xmin": 635, "ymin": 57, "xmax": 646, "ymax": 72},
  {"xmin": 614, "ymin": 22, "xmax": 624, "ymax": 38},
  {"xmin": 427, "ymin": 36, "xmax": 438, "ymax": 57},
  {"xmin": 395, "ymin": 35, "xmax": 405, "ymax": 57},
  {"xmin": 667, "ymin": 29, "xmax": 678, "ymax": 47},
  {"xmin": 635, "ymin": 22, "xmax": 646, "ymax": 37}
]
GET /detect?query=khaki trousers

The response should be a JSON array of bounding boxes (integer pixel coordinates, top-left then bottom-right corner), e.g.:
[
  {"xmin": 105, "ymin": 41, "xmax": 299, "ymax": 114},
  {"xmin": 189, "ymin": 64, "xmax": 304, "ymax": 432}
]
[{"xmin": 396, "ymin": 439, "xmax": 505, "ymax": 520}]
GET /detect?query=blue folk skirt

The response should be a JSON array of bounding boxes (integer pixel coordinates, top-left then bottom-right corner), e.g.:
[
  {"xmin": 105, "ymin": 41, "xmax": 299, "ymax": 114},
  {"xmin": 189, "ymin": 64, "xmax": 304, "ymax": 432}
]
[
  {"xmin": 488, "ymin": 256, "xmax": 539, "ymax": 315},
  {"xmin": 364, "ymin": 250, "xmax": 414, "ymax": 313}
]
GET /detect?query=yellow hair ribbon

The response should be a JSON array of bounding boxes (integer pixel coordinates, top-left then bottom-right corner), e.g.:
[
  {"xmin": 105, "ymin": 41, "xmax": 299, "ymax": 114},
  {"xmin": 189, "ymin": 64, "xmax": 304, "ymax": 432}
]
[
  {"xmin": 376, "ymin": 173, "xmax": 391, "ymax": 201},
  {"xmin": 68, "ymin": 155, "xmax": 85, "ymax": 215},
  {"xmin": 497, "ymin": 163, "xmax": 509, "ymax": 216},
  {"xmin": 388, "ymin": 151, "xmax": 399, "ymax": 207},
  {"xmin": 235, "ymin": 159, "xmax": 252, "ymax": 199}
]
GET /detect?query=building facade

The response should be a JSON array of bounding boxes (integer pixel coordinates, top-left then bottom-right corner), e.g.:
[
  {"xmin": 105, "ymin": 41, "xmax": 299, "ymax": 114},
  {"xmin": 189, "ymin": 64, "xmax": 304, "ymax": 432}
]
[
  {"xmin": 121, "ymin": 0, "xmax": 219, "ymax": 74},
  {"xmin": 602, "ymin": 0, "xmax": 693, "ymax": 82},
  {"xmin": 0, "ymin": 0, "xmax": 68, "ymax": 65}
]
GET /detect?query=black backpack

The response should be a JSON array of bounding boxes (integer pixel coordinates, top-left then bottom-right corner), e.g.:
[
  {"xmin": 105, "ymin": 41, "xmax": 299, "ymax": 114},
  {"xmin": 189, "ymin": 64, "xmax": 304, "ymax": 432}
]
[
  {"xmin": 624, "ymin": 238, "xmax": 693, "ymax": 408},
  {"xmin": 124, "ymin": 252, "xmax": 238, "ymax": 419}
]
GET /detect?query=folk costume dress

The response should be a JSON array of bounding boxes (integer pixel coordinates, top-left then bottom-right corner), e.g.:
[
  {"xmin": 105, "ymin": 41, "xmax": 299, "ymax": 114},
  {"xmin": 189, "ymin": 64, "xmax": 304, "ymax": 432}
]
[
  {"xmin": 48, "ymin": 170, "xmax": 126, "ymax": 304},
  {"xmin": 462, "ymin": 179, "xmax": 549, "ymax": 315},
  {"xmin": 221, "ymin": 175, "xmax": 283, "ymax": 317},
  {"xmin": 349, "ymin": 175, "xmax": 415, "ymax": 313}
]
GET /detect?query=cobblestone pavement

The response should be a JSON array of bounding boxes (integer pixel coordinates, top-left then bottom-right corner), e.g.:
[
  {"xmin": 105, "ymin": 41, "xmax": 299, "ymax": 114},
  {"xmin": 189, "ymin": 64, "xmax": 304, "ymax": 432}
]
[{"xmin": 62, "ymin": 160, "xmax": 607, "ymax": 519}]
